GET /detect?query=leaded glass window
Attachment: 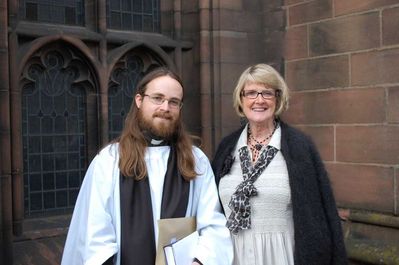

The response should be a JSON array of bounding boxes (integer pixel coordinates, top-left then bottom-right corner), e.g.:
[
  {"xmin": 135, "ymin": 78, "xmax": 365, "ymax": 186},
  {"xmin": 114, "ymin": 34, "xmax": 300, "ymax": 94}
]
[
  {"xmin": 20, "ymin": 0, "xmax": 84, "ymax": 25},
  {"xmin": 107, "ymin": 0, "xmax": 160, "ymax": 32},
  {"xmin": 108, "ymin": 55, "xmax": 144, "ymax": 140},
  {"xmin": 21, "ymin": 47, "xmax": 92, "ymax": 216}
]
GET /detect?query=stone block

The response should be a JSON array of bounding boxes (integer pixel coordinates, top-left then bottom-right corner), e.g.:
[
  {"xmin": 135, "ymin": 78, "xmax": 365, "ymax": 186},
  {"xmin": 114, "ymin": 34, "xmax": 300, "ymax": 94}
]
[
  {"xmin": 284, "ymin": 25, "xmax": 308, "ymax": 60},
  {"xmin": 220, "ymin": 63, "xmax": 249, "ymax": 93},
  {"xmin": 396, "ymin": 169, "xmax": 399, "ymax": 214},
  {"xmin": 327, "ymin": 163, "xmax": 395, "ymax": 213},
  {"xmin": 200, "ymin": 31, "xmax": 212, "ymax": 63},
  {"xmin": 288, "ymin": 0, "xmax": 332, "ymax": 26},
  {"xmin": 336, "ymin": 125, "xmax": 399, "ymax": 164},
  {"xmin": 216, "ymin": 33, "xmax": 249, "ymax": 63},
  {"xmin": 285, "ymin": 0, "xmax": 305, "ymax": 5},
  {"xmin": 221, "ymin": 94, "xmax": 241, "ymax": 127},
  {"xmin": 182, "ymin": 12, "xmax": 199, "ymax": 33},
  {"xmin": 284, "ymin": 88, "xmax": 386, "ymax": 124},
  {"xmin": 218, "ymin": 10, "xmax": 254, "ymax": 31},
  {"xmin": 387, "ymin": 87, "xmax": 399, "ymax": 123},
  {"xmin": 213, "ymin": 0, "xmax": 243, "ymax": 10},
  {"xmin": 264, "ymin": 31, "xmax": 285, "ymax": 63},
  {"xmin": 199, "ymin": 8, "xmax": 210, "ymax": 30},
  {"xmin": 286, "ymin": 55, "xmax": 349, "ymax": 90},
  {"xmin": 351, "ymin": 48, "xmax": 399, "ymax": 86},
  {"xmin": 345, "ymin": 222, "xmax": 399, "ymax": 264},
  {"xmin": 310, "ymin": 12, "xmax": 379, "ymax": 56},
  {"xmin": 383, "ymin": 7, "xmax": 399, "ymax": 46},
  {"xmin": 294, "ymin": 125, "xmax": 334, "ymax": 161},
  {"xmin": 13, "ymin": 234, "xmax": 66, "ymax": 265},
  {"xmin": 334, "ymin": 0, "xmax": 399, "ymax": 16}
]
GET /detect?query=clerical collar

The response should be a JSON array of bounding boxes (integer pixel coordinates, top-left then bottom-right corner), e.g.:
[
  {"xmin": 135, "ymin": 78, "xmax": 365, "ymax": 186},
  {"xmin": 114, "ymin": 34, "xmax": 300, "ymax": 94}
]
[{"xmin": 143, "ymin": 131, "xmax": 169, "ymax": 146}]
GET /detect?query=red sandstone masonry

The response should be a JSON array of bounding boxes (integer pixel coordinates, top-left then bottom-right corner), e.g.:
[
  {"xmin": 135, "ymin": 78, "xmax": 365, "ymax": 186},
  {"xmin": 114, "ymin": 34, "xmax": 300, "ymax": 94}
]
[
  {"xmin": 200, "ymin": 94, "xmax": 213, "ymax": 156},
  {"xmin": 221, "ymin": 96, "xmax": 240, "ymax": 128},
  {"xmin": 200, "ymin": 62, "xmax": 212, "ymax": 92},
  {"xmin": 264, "ymin": 0, "xmax": 288, "ymax": 11},
  {"xmin": 286, "ymin": 55, "xmax": 349, "ymax": 91},
  {"xmin": 213, "ymin": 0, "xmax": 242, "ymax": 10},
  {"xmin": 288, "ymin": 0, "xmax": 332, "ymax": 26},
  {"xmin": 265, "ymin": 31, "xmax": 285, "ymax": 63},
  {"xmin": 294, "ymin": 125, "xmax": 334, "ymax": 161},
  {"xmin": 263, "ymin": 9, "xmax": 285, "ymax": 31},
  {"xmin": 182, "ymin": 13, "xmax": 199, "ymax": 33},
  {"xmin": 382, "ymin": 7, "xmax": 399, "ymax": 46},
  {"xmin": 284, "ymin": 88, "xmax": 385, "ymax": 124},
  {"xmin": 285, "ymin": 0, "xmax": 305, "ymax": 5},
  {"xmin": 199, "ymin": 8, "xmax": 210, "ymax": 30},
  {"xmin": 334, "ymin": 0, "xmax": 399, "ymax": 16},
  {"xmin": 248, "ymin": 32, "xmax": 268, "ymax": 62},
  {"xmin": 309, "ymin": 12, "xmax": 379, "ymax": 56},
  {"xmin": 351, "ymin": 48, "xmax": 399, "ymax": 86},
  {"xmin": 220, "ymin": 63, "xmax": 247, "ymax": 93},
  {"xmin": 284, "ymin": 25, "xmax": 308, "ymax": 60},
  {"xmin": 387, "ymin": 87, "xmax": 399, "ymax": 123},
  {"xmin": 200, "ymin": 32, "xmax": 211, "ymax": 63},
  {"xmin": 396, "ymin": 169, "xmax": 399, "ymax": 214},
  {"xmin": 336, "ymin": 125, "xmax": 399, "ymax": 164},
  {"xmin": 326, "ymin": 163, "xmax": 395, "ymax": 213},
  {"xmin": 217, "ymin": 34, "xmax": 249, "ymax": 63},
  {"xmin": 219, "ymin": 10, "xmax": 258, "ymax": 32}
]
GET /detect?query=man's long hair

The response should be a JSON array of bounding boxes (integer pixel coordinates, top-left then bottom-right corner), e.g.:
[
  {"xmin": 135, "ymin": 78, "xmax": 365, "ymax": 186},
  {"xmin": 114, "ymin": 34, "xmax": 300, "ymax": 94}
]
[{"xmin": 117, "ymin": 67, "xmax": 197, "ymax": 181}]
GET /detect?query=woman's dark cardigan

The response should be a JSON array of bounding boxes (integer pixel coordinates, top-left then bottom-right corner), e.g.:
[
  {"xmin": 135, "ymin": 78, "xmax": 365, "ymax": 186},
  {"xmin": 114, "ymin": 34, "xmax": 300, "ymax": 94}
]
[{"xmin": 211, "ymin": 121, "xmax": 347, "ymax": 265}]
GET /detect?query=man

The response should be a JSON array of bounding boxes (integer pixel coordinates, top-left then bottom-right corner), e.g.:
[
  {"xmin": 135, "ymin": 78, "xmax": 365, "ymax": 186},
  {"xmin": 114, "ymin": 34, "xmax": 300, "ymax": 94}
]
[{"xmin": 61, "ymin": 67, "xmax": 233, "ymax": 265}]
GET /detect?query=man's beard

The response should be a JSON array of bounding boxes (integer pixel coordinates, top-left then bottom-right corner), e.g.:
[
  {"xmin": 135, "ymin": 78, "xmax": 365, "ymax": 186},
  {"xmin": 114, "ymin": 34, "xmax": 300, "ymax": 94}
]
[{"xmin": 138, "ymin": 109, "xmax": 179, "ymax": 139}]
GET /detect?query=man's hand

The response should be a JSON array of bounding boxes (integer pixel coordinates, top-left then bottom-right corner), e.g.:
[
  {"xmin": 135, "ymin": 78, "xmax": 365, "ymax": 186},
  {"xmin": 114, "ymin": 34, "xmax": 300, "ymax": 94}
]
[{"xmin": 192, "ymin": 262, "xmax": 201, "ymax": 265}]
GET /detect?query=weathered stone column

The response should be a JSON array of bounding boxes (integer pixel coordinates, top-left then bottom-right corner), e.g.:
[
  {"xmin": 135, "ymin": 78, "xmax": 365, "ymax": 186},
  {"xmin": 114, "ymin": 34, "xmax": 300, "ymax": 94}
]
[{"xmin": 0, "ymin": 0, "xmax": 13, "ymax": 263}]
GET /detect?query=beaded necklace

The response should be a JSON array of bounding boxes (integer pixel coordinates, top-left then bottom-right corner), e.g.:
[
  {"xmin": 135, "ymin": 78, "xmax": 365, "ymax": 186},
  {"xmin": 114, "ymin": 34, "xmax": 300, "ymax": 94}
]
[{"xmin": 247, "ymin": 121, "xmax": 278, "ymax": 162}]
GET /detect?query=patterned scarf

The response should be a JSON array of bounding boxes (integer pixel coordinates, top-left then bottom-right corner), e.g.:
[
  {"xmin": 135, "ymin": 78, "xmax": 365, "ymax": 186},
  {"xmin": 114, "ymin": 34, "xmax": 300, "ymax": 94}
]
[{"xmin": 226, "ymin": 145, "xmax": 278, "ymax": 234}]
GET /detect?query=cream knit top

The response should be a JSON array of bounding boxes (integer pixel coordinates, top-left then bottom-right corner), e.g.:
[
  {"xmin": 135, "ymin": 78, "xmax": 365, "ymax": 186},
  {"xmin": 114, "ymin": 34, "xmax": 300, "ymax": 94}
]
[{"xmin": 219, "ymin": 125, "xmax": 295, "ymax": 265}]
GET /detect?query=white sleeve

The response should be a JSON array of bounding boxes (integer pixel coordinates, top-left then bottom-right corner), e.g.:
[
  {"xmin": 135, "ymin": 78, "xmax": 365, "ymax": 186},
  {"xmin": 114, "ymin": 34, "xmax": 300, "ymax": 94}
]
[
  {"xmin": 192, "ymin": 148, "xmax": 233, "ymax": 265},
  {"xmin": 61, "ymin": 147, "xmax": 119, "ymax": 265}
]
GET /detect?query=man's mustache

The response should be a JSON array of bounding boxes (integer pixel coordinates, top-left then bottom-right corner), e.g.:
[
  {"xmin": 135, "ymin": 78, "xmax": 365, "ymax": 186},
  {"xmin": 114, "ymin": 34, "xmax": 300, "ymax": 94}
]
[{"xmin": 153, "ymin": 112, "xmax": 173, "ymax": 120}]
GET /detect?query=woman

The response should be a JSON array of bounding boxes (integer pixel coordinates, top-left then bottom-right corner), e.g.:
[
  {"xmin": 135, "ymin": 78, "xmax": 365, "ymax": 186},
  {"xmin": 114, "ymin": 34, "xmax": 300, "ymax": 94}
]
[{"xmin": 212, "ymin": 64, "xmax": 347, "ymax": 265}]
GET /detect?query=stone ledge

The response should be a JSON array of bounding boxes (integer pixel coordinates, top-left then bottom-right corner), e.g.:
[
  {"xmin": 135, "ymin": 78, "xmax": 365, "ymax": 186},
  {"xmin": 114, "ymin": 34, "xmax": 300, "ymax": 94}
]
[{"xmin": 341, "ymin": 209, "xmax": 399, "ymax": 265}]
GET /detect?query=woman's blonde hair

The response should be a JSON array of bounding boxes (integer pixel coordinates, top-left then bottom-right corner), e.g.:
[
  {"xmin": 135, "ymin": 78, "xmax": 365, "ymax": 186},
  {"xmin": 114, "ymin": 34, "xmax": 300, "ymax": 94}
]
[
  {"xmin": 233, "ymin": 64, "xmax": 289, "ymax": 117},
  {"xmin": 115, "ymin": 67, "xmax": 197, "ymax": 181}
]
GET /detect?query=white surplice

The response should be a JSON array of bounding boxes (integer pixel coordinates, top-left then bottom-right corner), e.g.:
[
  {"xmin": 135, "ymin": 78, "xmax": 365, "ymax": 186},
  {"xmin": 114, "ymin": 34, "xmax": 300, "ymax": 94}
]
[{"xmin": 61, "ymin": 144, "xmax": 233, "ymax": 265}]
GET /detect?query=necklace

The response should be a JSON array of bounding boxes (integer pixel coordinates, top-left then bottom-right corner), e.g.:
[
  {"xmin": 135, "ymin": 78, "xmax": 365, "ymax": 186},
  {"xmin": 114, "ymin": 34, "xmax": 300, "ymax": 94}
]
[{"xmin": 248, "ymin": 121, "xmax": 278, "ymax": 161}]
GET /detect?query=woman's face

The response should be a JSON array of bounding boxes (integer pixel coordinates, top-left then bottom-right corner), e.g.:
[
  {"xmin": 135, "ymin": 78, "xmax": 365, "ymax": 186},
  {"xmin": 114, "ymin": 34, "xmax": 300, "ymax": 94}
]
[{"xmin": 241, "ymin": 82, "xmax": 277, "ymax": 126}]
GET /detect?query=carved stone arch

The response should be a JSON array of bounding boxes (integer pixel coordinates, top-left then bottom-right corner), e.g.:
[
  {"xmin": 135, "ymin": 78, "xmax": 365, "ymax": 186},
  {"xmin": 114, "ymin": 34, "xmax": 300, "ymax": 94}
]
[
  {"xmin": 17, "ymin": 35, "xmax": 101, "ymax": 79},
  {"xmin": 107, "ymin": 45, "xmax": 174, "ymax": 140},
  {"xmin": 20, "ymin": 42, "xmax": 98, "ymax": 94},
  {"xmin": 18, "ymin": 41, "xmax": 100, "ymax": 217},
  {"xmin": 107, "ymin": 42, "xmax": 176, "ymax": 77}
]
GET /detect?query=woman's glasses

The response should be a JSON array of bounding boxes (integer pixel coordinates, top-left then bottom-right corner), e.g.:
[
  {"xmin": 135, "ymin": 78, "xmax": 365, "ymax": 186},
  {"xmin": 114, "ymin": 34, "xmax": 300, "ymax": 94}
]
[{"xmin": 241, "ymin": 90, "xmax": 277, "ymax": 99}]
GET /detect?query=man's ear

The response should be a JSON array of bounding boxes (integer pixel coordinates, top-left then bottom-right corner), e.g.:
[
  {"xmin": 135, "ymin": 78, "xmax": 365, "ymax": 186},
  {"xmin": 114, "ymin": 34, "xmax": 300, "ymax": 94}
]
[{"xmin": 135, "ymin": 94, "xmax": 142, "ymax": 109}]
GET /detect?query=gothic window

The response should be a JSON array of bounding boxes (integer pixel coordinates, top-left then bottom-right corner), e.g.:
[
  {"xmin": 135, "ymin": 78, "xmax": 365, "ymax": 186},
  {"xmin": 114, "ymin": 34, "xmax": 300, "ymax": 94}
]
[
  {"xmin": 108, "ymin": 51, "xmax": 163, "ymax": 140},
  {"xmin": 21, "ymin": 45, "xmax": 96, "ymax": 217},
  {"xmin": 108, "ymin": 55, "xmax": 144, "ymax": 141},
  {"xmin": 20, "ymin": 0, "xmax": 85, "ymax": 25},
  {"xmin": 107, "ymin": 0, "xmax": 160, "ymax": 32}
]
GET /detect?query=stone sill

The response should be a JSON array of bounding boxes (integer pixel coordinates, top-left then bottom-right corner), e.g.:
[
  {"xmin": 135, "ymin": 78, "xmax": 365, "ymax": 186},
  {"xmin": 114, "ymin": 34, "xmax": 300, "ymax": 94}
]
[
  {"xmin": 14, "ymin": 214, "xmax": 71, "ymax": 242},
  {"xmin": 339, "ymin": 209, "xmax": 399, "ymax": 265}
]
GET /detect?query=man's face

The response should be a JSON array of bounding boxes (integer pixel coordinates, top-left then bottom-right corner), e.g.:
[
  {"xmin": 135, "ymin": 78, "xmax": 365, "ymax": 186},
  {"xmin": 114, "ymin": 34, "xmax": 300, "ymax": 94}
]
[{"xmin": 135, "ymin": 75, "xmax": 183, "ymax": 138}]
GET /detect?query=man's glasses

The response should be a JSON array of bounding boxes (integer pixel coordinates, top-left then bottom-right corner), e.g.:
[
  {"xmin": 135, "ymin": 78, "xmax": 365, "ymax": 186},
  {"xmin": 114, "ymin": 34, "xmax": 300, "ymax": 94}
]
[
  {"xmin": 241, "ymin": 89, "xmax": 277, "ymax": 99},
  {"xmin": 143, "ymin": 94, "xmax": 183, "ymax": 109}
]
